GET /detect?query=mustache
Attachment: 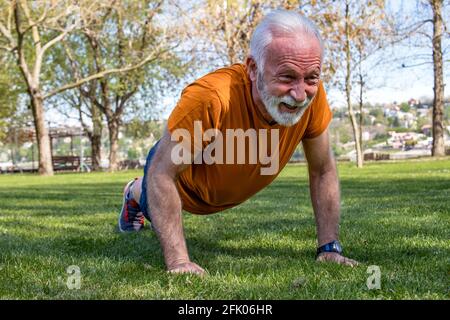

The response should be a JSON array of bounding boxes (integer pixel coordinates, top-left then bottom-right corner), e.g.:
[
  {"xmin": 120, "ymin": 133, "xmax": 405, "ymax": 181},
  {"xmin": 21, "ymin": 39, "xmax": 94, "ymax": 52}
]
[
  {"xmin": 277, "ymin": 95, "xmax": 311, "ymax": 108},
  {"xmin": 256, "ymin": 71, "xmax": 312, "ymax": 109}
]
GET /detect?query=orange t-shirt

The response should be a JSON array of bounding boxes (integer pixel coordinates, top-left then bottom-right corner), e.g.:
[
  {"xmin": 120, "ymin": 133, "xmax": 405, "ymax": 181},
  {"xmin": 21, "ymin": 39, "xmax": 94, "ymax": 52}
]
[{"xmin": 167, "ymin": 64, "xmax": 332, "ymax": 214}]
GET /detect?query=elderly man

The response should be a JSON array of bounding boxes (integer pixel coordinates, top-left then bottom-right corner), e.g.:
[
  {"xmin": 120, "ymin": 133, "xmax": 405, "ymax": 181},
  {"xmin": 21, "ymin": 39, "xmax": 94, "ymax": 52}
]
[{"xmin": 118, "ymin": 9, "xmax": 358, "ymax": 275}]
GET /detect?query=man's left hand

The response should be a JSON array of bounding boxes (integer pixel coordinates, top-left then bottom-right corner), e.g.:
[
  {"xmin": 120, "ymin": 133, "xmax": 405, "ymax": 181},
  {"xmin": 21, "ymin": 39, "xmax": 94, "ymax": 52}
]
[{"xmin": 316, "ymin": 252, "xmax": 359, "ymax": 267}]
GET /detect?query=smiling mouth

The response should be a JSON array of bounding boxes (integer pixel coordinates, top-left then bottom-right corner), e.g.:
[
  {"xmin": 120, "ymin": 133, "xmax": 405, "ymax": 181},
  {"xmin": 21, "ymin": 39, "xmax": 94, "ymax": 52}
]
[
  {"xmin": 280, "ymin": 102, "xmax": 297, "ymax": 109},
  {"xmin": 279, "ymin": 102, "xmax": 300, "ymax": 113}
]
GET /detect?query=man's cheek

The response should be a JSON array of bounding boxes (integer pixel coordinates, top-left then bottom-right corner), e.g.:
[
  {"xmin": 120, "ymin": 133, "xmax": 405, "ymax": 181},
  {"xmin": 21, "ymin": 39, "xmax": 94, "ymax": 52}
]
[
  {"xmin": 306, "ymin": 86, "xmax": 319, "ymax": 99},
  {"xmin": 268, "ymin": 89, "xmax": 288, "ymax": 99}
]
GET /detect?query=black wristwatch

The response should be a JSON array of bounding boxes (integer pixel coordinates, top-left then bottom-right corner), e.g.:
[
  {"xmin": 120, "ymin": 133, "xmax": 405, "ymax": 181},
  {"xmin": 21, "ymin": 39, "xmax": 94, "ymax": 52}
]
[{"xmin": 316, "ymin": 240, "xmax": 343, "ymax": 257}]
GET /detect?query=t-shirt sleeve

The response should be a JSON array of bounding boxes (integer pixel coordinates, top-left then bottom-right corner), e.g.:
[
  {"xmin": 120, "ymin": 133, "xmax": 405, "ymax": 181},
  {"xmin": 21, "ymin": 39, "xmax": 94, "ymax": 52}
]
[
  {"xmin": 167, "ymin": 82, "xmax": 223, "ymax": 154},
  {"xmin": 303, "ymin": 81, "xmax": 333, "ymax": 140}
]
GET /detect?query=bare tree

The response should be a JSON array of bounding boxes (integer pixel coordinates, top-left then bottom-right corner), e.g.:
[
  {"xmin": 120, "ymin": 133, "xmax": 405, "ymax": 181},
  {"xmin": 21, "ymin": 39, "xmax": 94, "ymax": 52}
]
[
  {"xmin": 192, "ymin": 0, "xmax": 321, "ymax": 67},
  {"xmin": 430, "ymin": 0, "xmax": 446, "ymax": 156},
  {"xmin": 391, "ymin": 0, "xmax": 449, "ymax": 156},
  {"xmin": 342, "ymin": 1, "xmax": 365, "ymax": 167},
  {"xmin": 196, "ymin": 0, "xmax": 265, "ymax": 65},
  {"xmin": 313, "ymin": 0, "xmax": 388, "ymax": 168}
]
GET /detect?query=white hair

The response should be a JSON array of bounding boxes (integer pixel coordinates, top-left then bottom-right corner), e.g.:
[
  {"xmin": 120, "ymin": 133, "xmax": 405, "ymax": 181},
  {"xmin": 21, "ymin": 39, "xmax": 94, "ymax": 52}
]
[{"xmin": 250, "ymin": 9, "xmax": 324, "ymax": 69}]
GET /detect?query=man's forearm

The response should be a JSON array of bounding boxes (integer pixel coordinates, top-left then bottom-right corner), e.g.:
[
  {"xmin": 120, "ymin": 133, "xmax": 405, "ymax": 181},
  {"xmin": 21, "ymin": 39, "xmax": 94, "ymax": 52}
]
[
  {"xmin": 309, "ymin": 163, "xmax": 341, "ymax": 247},
  {"xmin": 147, "ymin": 172, "xmax": 190, "ymax": 270}
]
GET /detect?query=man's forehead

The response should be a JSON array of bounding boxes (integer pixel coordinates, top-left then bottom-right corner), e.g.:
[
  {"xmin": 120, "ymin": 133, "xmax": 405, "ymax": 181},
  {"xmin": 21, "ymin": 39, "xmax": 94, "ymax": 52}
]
[{"xmin": 265, "ymin": 35, "xmax": 322, "ymax": 65}]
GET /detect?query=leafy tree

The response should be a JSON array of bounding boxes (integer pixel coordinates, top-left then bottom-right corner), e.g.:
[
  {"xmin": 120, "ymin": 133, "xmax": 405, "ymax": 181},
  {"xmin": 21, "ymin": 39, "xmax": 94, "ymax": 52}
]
[
  {"xmin": 0, "ymin": 57, "xmax": 20, "ymax": 141},
  {"xmin": 56, "ymin": 0, "xmax": 185, "ymax": 171},
  {"xmin": 0, "ymin": 0, "xmax": 177, "ymax": 174},
  {"xmin": 400, "ymin": 102, "xmax": 411, "ymax": 112},
  {"xmin": 0, "ymin": 1, "xmax": 105, "ymax": 174}
]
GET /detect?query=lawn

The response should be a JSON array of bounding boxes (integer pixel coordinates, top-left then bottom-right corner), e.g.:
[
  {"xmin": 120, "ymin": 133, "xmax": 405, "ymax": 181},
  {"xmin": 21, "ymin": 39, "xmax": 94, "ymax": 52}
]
[{"xmin": 0, "ymin": 158, "xmax": 449, "ymax": 299}]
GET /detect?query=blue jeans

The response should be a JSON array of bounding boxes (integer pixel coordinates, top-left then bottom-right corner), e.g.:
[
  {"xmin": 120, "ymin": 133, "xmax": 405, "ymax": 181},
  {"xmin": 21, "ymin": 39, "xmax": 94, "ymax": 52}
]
[{"xmin": 139, "ymin": 140, "xmax": 160, "ymax": 222}]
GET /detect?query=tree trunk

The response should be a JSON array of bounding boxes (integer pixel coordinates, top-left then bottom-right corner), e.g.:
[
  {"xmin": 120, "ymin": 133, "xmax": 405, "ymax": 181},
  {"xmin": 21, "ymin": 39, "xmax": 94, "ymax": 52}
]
[
  {"xmin": 10, "ymin": 127, "xmax": 17, "ymax": 165},
  {"xmin": 347, "ymin": 92, "xmax": 363, "ymax": 168},
  {"xmin": 359, "ymin": 73, "xmax": 364, "ymax": 156},
  {"xmin": 108, "ymin": 119, "xmax": 120, "ymax": 172},
  {"xmin": 91, "ymin": 132, "xmax": 102, "ymax": 171},
  {"xmin": 30, "ymin": 94, "xmax": 54, "ymax": 175},
  {"xmin": 431, "ymin": 0, "xmax": 445, "ymax": 156},
  {"xmin": 345, "ymin": 2, "xmax": 363, "ymax": 168},
  {"xmin": 10, "ymin": 147, "xmax": 16, "ymax": 166},
  {"xmin": 90, "ymin": 104, "xmax": 103, "ymax": 171}
]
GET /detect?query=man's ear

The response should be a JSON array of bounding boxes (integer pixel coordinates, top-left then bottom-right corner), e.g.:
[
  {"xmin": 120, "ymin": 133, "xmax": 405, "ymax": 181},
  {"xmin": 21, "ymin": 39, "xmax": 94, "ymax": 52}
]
[{"xmin": 245, "ymin": 56, "xmax": 257, "ymax": 82}]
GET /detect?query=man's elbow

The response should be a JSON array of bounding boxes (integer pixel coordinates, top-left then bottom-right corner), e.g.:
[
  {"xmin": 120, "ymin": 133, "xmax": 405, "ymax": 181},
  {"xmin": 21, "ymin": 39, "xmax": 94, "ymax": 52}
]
[{"xmin": 308, "ymin": 155, "xmax": 337, "ymax": 178}]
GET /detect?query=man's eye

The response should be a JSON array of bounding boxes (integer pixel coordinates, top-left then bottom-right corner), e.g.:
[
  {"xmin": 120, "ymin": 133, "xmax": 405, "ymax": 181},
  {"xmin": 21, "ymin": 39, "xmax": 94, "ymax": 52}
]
[
  {"xmin": 306, "ymin": 77, "xmax": 319, "ymax": 84},
  {"xmin": 279, "ymin": 75, "xmax": 294, "ymax": 82}
]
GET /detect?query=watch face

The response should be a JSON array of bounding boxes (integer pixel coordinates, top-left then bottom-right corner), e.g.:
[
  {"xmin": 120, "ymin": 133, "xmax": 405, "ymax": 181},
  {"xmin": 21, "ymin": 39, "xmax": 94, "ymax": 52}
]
[
  {"xmin": 317, "ymin": 241, "xmax": 343, "ymax": 256},
  {"xmin": 333, "ymin": 241, "xmax": 342, "ymax": 253}
]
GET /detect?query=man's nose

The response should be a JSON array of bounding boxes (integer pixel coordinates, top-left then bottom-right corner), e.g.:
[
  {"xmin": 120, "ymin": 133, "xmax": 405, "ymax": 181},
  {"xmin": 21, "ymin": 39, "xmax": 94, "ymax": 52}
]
[{"xmin": 289, "ymin": 83, "xmax": 307, "ymax": 102}]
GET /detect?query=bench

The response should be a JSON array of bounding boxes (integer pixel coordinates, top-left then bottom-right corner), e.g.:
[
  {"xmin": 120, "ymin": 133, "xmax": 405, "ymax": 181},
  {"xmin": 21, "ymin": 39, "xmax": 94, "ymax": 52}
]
[{"xmin": 52, "ymin": 156, "xmax": 81, "ymax": 171}]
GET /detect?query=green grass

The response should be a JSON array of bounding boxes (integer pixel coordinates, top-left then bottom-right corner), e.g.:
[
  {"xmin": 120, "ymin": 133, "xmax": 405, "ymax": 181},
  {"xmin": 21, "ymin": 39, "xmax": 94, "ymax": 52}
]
[{"xmin": 0, "ymin": 158, "xmax": 449, "ymax": 299}]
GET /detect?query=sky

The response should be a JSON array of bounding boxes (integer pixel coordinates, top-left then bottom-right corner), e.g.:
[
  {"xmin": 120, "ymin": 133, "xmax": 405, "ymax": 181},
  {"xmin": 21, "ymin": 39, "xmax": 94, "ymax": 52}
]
[
  {"xmin": 327, "ymin": 0, "xmax": 449, "ymax": 108},
  {"xmin": 327, "ymin": 58, "xmax": 448, "ymax": 109}
]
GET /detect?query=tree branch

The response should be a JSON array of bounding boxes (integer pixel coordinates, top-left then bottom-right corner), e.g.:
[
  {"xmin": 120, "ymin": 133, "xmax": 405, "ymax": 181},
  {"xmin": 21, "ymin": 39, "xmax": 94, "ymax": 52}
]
[
  {"xmin": 20, "ymin": 1, "xmax": 57, "ymax": 36},
  {"xmin": 401, "ymin": 61, "xmax": 434, "ymax": 68},
  {"xmin": 44, "ymin": 49, "xmax": 167, "ymax": 99},
  {"xmin": 116, "ymin": 87, "xmax": 137, "ymax": 116},
  {"xmin": 36, "ymin": 22, "xmax": 79, "ymax": 81},
  {"xmin": 19, "ymin": 0, "xmax": 41, "ymax": 49},
  {"xmin": 13, "ymin": 1, "xmax": 33, "ymax": 88},
  {"xmin": 0, "ymin": 20, "xmax": 16, "ymax": 48},
  {"xmin": 0, "ymin": 44, "xmax": 14, "ymax": 52}
]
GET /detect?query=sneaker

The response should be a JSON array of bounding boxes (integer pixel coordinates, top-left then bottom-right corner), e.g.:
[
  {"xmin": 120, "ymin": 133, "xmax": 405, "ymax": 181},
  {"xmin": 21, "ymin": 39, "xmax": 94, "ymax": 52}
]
[{"xmin": 118, "ymin": 179, "xmax": 145, "ymax": 232}]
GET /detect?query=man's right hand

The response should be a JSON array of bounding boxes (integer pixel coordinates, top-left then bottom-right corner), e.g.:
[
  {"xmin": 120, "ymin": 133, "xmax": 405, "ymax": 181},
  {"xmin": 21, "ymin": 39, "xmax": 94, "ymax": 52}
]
[{"xmin": 168, "ymin": 261, "xmax": 206, "ymax": 276}]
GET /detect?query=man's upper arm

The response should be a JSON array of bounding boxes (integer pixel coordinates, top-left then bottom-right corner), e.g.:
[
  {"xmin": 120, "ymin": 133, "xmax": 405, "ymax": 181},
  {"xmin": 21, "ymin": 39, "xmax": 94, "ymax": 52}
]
[
  {"xmin": 148, "ymin": 129, "xmax": 192, "ymax": 179},
  {"xmin": 302, "ymin": 128, "xmax": 335, "ymax": 174}
]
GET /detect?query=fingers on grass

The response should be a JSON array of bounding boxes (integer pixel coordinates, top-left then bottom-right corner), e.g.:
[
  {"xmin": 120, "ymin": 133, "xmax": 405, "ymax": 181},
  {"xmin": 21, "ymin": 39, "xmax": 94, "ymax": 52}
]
[
  {"xmin": 342, "ymin": 257, "xmax": 359, "ymax": 267},
  {"xmin": 316, "ymin": 253, "xmax": 359, "ymax": 267},
  {"xmin": 168, "ymin": 264, "xmax": 206, "ymax": 276}
]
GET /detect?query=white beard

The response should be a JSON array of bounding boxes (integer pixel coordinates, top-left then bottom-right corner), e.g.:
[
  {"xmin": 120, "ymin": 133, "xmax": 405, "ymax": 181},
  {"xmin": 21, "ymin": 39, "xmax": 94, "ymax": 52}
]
[{"xmin": 256, "ymin": 71, "xmax": 313, "ymax": 127}]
